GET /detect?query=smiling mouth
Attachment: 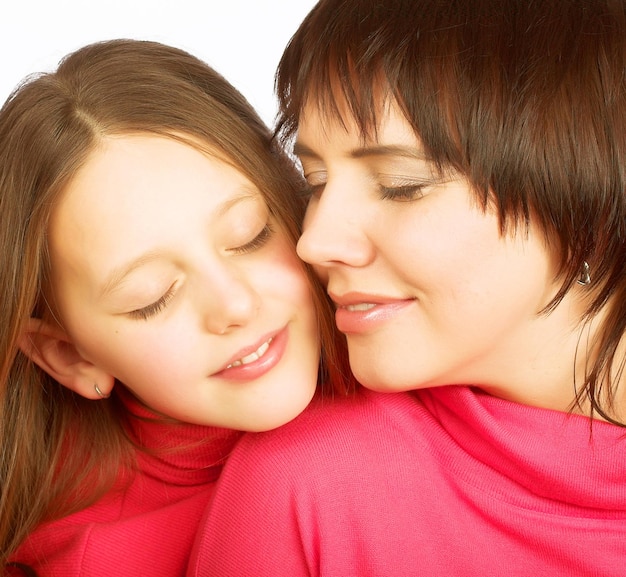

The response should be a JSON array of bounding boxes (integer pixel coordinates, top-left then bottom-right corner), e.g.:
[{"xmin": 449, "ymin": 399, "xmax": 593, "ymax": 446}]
[
  {"xmin": 344, "ymin": 303, "xmax": 376, "ymax": 312},
  {"xmin": 226, "ymin": 337, "xmax": 273, "ymax": 368}
]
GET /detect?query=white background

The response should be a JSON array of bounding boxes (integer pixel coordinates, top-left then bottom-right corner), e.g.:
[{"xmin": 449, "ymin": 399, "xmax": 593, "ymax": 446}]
[{"xmin": 0, "ymin": 0, "xmax": 317, "ymax": 125}]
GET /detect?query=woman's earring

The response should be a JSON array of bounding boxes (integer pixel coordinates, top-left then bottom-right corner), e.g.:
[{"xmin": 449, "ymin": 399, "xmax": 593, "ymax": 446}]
[
  {"xmin": 577, "ymin": 261, "xmax": 591, "ymax": 286},
  {"xmin": 94, "ymin": 383, "xmax": 110, "ymax": 399}
]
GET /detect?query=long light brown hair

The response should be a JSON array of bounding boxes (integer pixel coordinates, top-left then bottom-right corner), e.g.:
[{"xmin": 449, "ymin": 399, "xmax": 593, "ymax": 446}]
[
  {"xmin": 276, "ymin": 0, "xmax": 626, "ymax": 425},
  {"xmin": 0, "ymin": 38, "xmax": 352, "ymax": 567}
]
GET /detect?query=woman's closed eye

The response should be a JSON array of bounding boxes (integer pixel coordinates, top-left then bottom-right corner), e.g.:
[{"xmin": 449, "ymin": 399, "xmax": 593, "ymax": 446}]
[
  {"xmin": 301, "ymin": 182, "xmax": 323, "ymax": 200},
  {"xmin": 379, "ymin": 183, "xmax": 428, "ymax": 202},
  {"xmin": 300, "ymin": 170, "xmax": 327, "ymax": 200},
  {"xmin": 376, "ymin": 170, "xmax": 437, "ymax": 201}
]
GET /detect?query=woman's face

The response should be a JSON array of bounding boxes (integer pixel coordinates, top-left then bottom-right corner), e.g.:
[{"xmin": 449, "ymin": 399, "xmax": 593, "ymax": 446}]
[
  {"xmin": 48, "ymin": 134, "xmax": 319, "ymax": 431},
  {"xmin": 295, "ymin": 100, "xmax": 583, "ymax": 408}
]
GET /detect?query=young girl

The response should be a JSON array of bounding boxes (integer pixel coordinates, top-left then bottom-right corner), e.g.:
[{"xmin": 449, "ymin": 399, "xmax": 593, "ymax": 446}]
[
  {"xmin": 0, "ymin": 39, "xmax": 349, "ymax": 576},
  {"xmin": 189, "ymin": 0, "xmax": 626, "ymax": 575}
]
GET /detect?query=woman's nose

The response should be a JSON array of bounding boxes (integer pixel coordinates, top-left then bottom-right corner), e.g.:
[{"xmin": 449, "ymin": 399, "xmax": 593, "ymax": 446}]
[{"xmin": 296, "ymin": 187, "xmax": 375, "ymax": 270}]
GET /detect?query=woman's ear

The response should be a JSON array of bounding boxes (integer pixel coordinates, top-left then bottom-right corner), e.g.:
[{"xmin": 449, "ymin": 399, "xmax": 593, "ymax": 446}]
[{"xmin": 18, "ymin": 318, "xmax": 114, "ymax": 400}]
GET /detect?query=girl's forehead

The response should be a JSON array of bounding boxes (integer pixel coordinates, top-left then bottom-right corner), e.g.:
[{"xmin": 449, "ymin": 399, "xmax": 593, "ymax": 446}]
[{"xmin": 51, "ymin": 135, "xmax": 253, "ymax": 240}]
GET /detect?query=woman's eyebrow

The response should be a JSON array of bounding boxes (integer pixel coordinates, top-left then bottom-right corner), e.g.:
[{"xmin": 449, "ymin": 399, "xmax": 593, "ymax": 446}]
[
  {"xmin": 293, "ymin": 141, "xmax": 427, "ymax": 161},
  {"xmin": 292, "ymin": 142, "xmax": 320, "ymax": 159},
  {"xmin": 349, "ymin": 144, "xmax": 428, "ymax": 160}
]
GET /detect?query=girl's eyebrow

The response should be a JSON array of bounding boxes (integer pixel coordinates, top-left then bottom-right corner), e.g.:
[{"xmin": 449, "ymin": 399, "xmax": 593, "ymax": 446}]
[
  {"xmin": 293, "ymin": 141, "xmax": 427, "ymax": 161},
  {"xmin": 99, "ymin": 251, "xmax": 164, "ymax": 299}
]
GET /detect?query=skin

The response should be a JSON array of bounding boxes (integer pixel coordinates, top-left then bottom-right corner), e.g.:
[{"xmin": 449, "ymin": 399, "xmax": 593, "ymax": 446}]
[
  {"xmin": 294, "ymin": 99, "xmax": 597, "ymax": 414},
  {"xmin": 34, "ymin": 134, "xmax": 319, "ymax": 431}
]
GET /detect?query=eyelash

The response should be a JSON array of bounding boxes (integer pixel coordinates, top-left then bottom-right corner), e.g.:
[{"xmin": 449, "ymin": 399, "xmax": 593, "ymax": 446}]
[
  {"xmin": 301, "ymin": 172, "xmax": 429, "ymax": 203},
  {"xmin": 299, "ymin": 181, "xmax": 322, "ymax": 200},
  {"xmin": 379, "ymin": 184, "xmax": 427, "ymax": 202},
  {"xmin": 129, "ymin": 282, "xmax": 177, "ymax": 321},
  {"xmin": 229, "ymin": 223, "xmax": 275, "ymax": 255},
  {"xmin": 126, "ymin": 224, "xmax": 274, "ymax": 322}
]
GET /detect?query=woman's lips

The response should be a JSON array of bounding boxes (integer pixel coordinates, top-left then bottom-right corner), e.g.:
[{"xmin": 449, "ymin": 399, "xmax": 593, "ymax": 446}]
[{"xmin": 331, "ymin": 295, "xmax": 415, "ymax": 334}]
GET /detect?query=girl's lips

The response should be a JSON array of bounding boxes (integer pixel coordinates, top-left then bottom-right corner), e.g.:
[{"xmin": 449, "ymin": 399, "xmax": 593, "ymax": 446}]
[
  {"xmin": 213, "ymin": 327, "xmax": 288, "ymax": 381},
  {"xmin": 334, "ymin": 299, "xmax": 414, "ymax": 334},
  {"xmin": 226, "ymin": 338, "xmax": 273, "ymax": 369}
]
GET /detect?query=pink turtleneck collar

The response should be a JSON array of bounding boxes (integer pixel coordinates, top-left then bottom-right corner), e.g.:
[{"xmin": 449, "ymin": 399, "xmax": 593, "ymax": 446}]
[{"xmin": 120, "ymin": 388, "xmax": 242, "ymax": 486}]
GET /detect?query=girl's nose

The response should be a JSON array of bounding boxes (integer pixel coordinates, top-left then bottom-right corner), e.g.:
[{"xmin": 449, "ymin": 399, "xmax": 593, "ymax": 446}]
[{"xmin": 203, "ymin": 269, "xmax": 259, "ymax": 335}]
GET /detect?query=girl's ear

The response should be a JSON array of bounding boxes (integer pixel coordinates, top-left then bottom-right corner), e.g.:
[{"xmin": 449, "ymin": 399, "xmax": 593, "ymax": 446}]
[{"xmin": 18, "ymin": 318, "xmax": 114, "ymax": 400}]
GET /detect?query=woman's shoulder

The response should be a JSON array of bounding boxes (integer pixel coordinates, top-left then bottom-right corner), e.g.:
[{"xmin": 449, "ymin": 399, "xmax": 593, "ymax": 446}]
[
  {"xmin": 226, "ymin": 387, "xmax": 427, "ymax": 474},
  {"xmin": 259, "ymin": 385, "xmax": 419, "ymax": 431}
]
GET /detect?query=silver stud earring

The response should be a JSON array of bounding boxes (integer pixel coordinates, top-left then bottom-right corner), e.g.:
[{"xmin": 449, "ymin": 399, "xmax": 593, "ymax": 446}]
[
  {"xmin": 577, "ymin": 261, "xmax": 591, "ymax": 286},
  {"xmin": 94, "ymin": 383, "xmax": 110, "ymax": 399}
]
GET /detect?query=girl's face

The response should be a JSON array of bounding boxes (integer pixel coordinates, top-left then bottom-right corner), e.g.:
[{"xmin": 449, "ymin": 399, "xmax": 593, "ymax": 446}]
[
  {"xmin": 48, "ymin": 134, "xmax": 319, "ymax": 431},
  {"xmin": 295, "ymin": 100, "xmax": 587, "ymax": 410}
]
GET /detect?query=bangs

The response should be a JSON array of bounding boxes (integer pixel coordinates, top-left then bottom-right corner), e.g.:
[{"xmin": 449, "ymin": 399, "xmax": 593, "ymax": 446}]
[
  {"xmin": 276, "ymin": 0, "xmax": 426, "ymax": 143},
  {"xmin": 276, "ymin": 0, "xmax": 473, "ymax": 178}
]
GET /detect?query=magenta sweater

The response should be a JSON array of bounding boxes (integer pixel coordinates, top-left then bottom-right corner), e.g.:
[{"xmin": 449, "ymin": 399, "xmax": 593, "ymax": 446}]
[
  {"xmin": 12, "ymin": 393, "xmax": 241, "ymax": 577},
  {"xmin": 189, "ymin": 386, "xmax": 626, "ymax": 576}
]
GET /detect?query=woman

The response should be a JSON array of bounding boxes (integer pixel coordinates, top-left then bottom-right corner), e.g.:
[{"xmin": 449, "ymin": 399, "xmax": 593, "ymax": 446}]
[{"xmin": 190, "ymin": 1, "xmax": 626, "ymax": 575}]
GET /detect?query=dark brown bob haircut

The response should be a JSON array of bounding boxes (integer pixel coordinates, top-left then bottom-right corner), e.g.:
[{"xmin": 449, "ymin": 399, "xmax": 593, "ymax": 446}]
[{"xmin": 276, "ymin": 0, "xmax": 626, "ymax": 424}]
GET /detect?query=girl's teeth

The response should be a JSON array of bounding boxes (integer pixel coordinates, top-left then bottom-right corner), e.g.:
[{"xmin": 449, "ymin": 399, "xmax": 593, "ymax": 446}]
[
  {"xmin": 228, "ymin": 338, "xmax": 272, "ymax": 368},
  {"xmin": 346, "ymin": 303, "xmax": 376, "ymax": 312}
]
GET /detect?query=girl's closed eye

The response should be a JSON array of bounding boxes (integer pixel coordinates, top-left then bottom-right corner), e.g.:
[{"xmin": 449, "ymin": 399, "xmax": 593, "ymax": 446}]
[
  {"xmin": 125, "ymin": 221, "xmax": 274, "ymax": 322},
  {"xmin": 128, "ymin": 282, "xmax": 178, "ymax": 321},
  {"xmin": 229, "ymin": 222, "xmax": 275, "ymax": 255}
]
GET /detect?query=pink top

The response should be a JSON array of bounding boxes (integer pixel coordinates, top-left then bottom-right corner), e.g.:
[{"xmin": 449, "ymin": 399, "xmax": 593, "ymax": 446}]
[
  {"xmin": 189, "ymin": 386, "xmax": 626, "ymax": 576},
  {"xmin": 12, "ymin": 391, "xmax": 241, "ymax": 577}
]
